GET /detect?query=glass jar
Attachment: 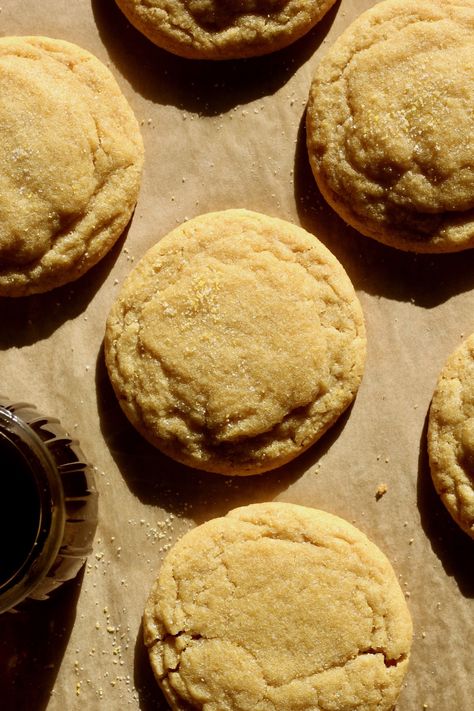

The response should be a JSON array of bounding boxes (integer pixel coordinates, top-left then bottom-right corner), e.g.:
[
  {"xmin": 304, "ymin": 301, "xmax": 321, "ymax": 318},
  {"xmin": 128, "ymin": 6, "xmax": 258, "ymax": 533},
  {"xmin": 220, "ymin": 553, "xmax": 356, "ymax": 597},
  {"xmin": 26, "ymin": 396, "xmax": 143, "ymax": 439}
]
[{"xmin": 0, "ymin": 399, "xmax": 98, "ymax": 613}]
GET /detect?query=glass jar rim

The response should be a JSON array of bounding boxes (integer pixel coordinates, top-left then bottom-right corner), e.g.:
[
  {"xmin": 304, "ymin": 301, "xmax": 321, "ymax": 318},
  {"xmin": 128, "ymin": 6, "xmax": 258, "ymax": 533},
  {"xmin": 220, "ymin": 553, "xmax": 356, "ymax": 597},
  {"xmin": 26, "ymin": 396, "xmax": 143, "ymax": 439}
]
[{"xmin": 0, "ymin": 406, "xmax": 66, "ymax": 612}]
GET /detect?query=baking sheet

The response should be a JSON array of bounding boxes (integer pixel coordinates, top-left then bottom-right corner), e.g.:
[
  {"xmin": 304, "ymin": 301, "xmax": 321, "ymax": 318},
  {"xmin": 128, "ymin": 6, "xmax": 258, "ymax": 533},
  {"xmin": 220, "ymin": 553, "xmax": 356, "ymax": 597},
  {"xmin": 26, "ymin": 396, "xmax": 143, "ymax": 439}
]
[{"xmin": 0, "ymin": 0, "xmax": 473, "ymax": 708}]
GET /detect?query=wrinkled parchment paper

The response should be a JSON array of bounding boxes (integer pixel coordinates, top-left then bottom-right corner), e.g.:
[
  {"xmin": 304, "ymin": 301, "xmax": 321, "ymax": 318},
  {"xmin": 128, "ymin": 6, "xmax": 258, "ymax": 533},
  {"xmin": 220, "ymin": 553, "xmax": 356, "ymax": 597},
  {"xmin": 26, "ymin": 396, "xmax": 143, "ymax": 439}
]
[{"xmin": 0, "ymin": 1, "xmax": 473, "ymax": 709}]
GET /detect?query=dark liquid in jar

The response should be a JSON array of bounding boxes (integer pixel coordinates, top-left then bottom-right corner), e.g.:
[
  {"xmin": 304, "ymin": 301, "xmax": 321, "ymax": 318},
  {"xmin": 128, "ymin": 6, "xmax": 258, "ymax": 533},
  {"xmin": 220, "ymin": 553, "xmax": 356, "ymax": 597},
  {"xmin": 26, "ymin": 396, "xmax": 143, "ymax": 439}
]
[
  {"xmin": 0, "ymin": 432, "xmax": 41, "ymax": 587},
  {"xmin": 0, "ymin": 401, "xmax": 98, "ymax": 611}
]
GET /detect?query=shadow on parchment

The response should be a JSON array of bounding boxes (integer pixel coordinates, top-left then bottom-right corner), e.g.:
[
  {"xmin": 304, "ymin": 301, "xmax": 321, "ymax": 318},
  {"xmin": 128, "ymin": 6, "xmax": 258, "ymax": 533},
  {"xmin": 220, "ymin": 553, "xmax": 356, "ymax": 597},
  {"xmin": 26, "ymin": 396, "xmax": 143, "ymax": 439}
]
[
  {"xmin": 0, "ymin": 570, "xmax": 84, "ymax": 710},
  {"xmin": 294, "ymin": 110, "xmax": 474, "ymax": 308},
  {"xmin": 134, "ymin": 620, "xmax": 169, "ymax": 711},
  {"xmin": 417, "ymin": 412, "xmax": 474, "ymax": 599},
  {"xmin": 91, "ymin": 0, "xmax": 341, "ymax": 115},
  {"xmin": 95, "ymin": 341, "xmax": 354, "ymax": 524}
]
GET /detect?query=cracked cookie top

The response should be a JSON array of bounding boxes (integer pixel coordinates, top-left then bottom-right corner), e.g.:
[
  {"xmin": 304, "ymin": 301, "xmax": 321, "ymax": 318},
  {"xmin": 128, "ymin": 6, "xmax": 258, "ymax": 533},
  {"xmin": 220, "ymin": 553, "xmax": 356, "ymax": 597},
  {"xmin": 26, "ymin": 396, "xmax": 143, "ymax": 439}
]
[
  {"xmin": 114, "ymin": 0, "xmax": 337, "ymax": 59},
  {"xmin": 306, "ymin": 0, "xmax": 474, "ymax": 253},
  {"xmin": 143, "ymin": 502, "xmax": 413, "ymax": 711},
  {"xmin": 428, "ymin": 333, "xmax": 474, "ymax": 538},
  {"xmin": 0, "ymin": 36, "xmax": 144, "ymax": 295},
  {"xmin": 104, "ymin": 209, "xmax": 366, "ymax": 475}
]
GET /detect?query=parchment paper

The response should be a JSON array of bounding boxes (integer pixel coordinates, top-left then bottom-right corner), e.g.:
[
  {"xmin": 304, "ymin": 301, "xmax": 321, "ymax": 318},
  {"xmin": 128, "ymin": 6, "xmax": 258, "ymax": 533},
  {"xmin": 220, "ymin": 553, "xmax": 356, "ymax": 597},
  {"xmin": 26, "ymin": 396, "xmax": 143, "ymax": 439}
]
[{"xmin": 0, "ymin": 0, "xmax": 473, "ymax": 709}]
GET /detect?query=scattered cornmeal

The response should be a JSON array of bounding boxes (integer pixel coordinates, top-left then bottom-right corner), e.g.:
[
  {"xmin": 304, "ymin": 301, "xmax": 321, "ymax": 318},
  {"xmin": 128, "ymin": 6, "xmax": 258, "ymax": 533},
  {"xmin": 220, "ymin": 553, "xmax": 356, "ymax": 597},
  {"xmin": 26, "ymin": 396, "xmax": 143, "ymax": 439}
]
[
  {"xmin": 0, "ymin": 36, "xmax": 143, "ymax": 296},
  {"xmin": 306, "ymin": 0, "xmax": 474, "ymax": 253},
  {"xmin": 114, "ymin": 0, "xmax": 338, "ymax": 59},
  {"xmin": 105, "ymin": 209, "xmax": 366, "ymax": 475},
  {"xmin": 143, "ymin": 502, "xmax": 413, "ymax": 710},
  {"xmin": 428, "ymin": 333, "xmax": 474, "ymax": 538}
]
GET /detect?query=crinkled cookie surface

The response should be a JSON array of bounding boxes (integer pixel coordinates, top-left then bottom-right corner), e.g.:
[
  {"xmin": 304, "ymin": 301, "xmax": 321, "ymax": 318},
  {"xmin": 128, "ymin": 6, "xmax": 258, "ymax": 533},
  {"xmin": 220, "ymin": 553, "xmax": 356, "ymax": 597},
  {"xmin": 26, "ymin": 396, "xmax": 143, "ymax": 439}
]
[
  {"xmin": 143, "ymin": 502, "xmax": 413, "ymax": 711},
  {"xmin": 428, "ymin": 334, "xmax": 474, "ymax": 538},
  {"xmin": 114, "ymin": 0, "xmax": 337, "ymax": 59},
  {"xmin": 306, "ymin": 0, "xmax": 474, "ymax": 253},
  {"xmin": 105, "ymin": 209, "xmax": 366, "ymax": 475},
  {"xmin": 0, "ymin": 36, "xmax": 143, "ymax": 296}
]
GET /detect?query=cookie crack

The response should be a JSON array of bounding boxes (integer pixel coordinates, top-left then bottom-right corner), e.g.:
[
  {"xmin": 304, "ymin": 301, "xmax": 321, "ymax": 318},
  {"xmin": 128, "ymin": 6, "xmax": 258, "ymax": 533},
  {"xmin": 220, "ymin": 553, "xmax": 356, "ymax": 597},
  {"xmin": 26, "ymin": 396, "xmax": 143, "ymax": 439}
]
[
  {"xmin": 161, "ymin": 630, "xmax": 205, "ymax": 645},
  {"xmin": 359, "ymin": 646, "xmax": 407, "ymax": 669}
]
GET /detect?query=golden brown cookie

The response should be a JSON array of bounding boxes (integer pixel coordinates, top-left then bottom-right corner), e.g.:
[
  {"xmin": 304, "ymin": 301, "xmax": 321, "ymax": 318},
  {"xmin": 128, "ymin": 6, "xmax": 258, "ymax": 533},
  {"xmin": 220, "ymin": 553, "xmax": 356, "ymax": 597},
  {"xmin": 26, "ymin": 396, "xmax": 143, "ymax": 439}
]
[
  {"xmin": 143, "ymin": 502, "xmax": 413, "ymax": 711},
  {"xmin": 114, "ymin": 0, "xmax": 337, "ymax": 59},
  {"xmin": 306, "ymin": 0, "xmax": 474, "ymax": 253},
  {"xmin": 428, "ymin": 334, "xmax": 474, "ymax": 538},
  {"xmin": 105, "ymin": 209, "xmax": 366, "ymax": 475},
  {"xmin": 0, "ymin": 36, "xmax": 144, "ymax": 296}
]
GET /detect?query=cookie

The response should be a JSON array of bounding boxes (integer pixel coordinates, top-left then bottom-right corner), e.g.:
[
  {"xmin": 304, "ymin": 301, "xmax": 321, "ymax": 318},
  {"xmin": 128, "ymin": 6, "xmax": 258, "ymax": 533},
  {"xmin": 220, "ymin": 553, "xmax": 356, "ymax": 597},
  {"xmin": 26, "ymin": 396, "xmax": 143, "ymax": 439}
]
[
  {"xmin": 114, "ymin": 0, "xmax": 337, "ymax": 60},
  {"xmin": 306, "ymin": 0, "xmax": 474, "ymax": 253},
  {"xmin": 428, "ymin": 334, "xmax": 474, "ymax": 538},
  {"xmin": 143, "ymin": 502, "xmax": 413, "ymax": 711},
  {"xmin": 105, "ymin": 209, "xmax": 366, "ymax": 475},
  {"xmin": 0, "ymin": 36, "xmax": 144, "ymax": 296}
]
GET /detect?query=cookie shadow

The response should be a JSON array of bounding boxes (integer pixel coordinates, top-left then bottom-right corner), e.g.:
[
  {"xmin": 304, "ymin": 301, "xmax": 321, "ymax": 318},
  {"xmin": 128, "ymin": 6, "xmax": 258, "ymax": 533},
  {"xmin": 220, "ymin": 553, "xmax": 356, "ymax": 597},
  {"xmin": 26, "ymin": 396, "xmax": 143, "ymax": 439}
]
[
  {"xmin": 0, "ymin": 222, "xmax": 130, "ymax": 350},
  {"xmin": 417, "ymin": 411, "xmax": 474, "ymax": 598},
  {"xmin": 134, "ymin": 620, "xmax": 169, "ymax": 711},
  {"xmin": 91, "ymin": 0, "xmax": 341, "ymax": 115},
  {"xmin": 0, "ymin": 570, "xmax": 84, "ymax": 711},
  {"xmin": 95, "ymin": 341, "xmax": 352, "ymax": 523},
  {"xmin": 295, "ymin": 110, "xmax": 474, "ymax": 307}
]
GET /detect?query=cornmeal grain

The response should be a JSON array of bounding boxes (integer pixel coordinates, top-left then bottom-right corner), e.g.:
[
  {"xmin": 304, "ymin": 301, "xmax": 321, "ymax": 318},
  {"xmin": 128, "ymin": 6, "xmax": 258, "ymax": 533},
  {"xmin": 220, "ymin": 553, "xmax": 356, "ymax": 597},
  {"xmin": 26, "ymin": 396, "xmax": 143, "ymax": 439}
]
[
  {"xmin": 114, "ymin": 0, "xmax": 337, "ymax": 59},
  {"xmin": 143, "ymin": 502, "xmax": 413, "ymax": 711},
  {"xmin": 428, "ymin": 334, "xmax": 474, "ymax": 538},
  {"xmin": 0, "ymin": 36, "xmax": 144, "ymax": 296},
  {"xmin": 105, "ymin": 209, "xmax": 366, "ymax": 475},
  {"xmin": 306, "ymin": 0, "xmax": 474, "ymax": 253}
]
